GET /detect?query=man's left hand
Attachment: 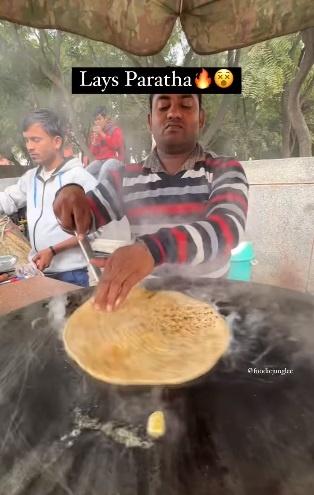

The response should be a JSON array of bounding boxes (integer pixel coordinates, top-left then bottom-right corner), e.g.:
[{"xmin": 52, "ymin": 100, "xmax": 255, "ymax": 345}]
[
  {"xmin": 91, "ymin": 242, "xmax": 155, "ymax": 311},
  {"xmin": 32, "ymin": 248, "xmax": 54, "ymax": 271}
]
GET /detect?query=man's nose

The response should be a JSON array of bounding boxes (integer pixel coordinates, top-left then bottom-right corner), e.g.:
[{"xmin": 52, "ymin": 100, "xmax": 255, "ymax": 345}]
[
  {"xmin": 26, "ymin": 142, "xmax": 34, "ymax": 152},
  {"xmin": 167, "ymin": 105, "xmax": 182, "ymax": 119}
]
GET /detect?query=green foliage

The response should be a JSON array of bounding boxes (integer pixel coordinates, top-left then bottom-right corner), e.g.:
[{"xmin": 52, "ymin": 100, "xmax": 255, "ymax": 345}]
[
  {"xmin": 242, "ymin": 35, "xmax": 301, "ymax": 102},
  {"xmin": 201, "ymin": 34, "xmax": 313, "ymax": 159},
  {"xmin": 0, "ymin": 20, "xmax": 312, "ymax": 163}
]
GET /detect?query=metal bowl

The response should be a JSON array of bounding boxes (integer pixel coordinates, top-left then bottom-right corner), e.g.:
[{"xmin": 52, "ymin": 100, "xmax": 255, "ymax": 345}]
[{"xmin": 0, "ymin": 254, "xmax": 18, "ymax": 273}]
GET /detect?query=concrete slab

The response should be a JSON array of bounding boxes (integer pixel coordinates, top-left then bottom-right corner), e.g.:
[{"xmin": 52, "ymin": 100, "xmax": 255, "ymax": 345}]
[
  {"xmin": 242, "ymin": 157, "xmax": 314, "ymax": 185},
  {"xmin": 307, "ymin": 242, "xmax": 314, "ymax": 295},
  {"xmin": 244, "ymin": 182, "xmax": 314, "ymax": 292}
]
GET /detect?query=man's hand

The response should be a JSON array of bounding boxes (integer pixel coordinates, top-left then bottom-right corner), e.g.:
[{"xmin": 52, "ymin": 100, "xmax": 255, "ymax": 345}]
[
  {"xmin": 91, "ymin": 242, "xmax": 155, "ymax": 311},
  {"xmin": 92, "ymin": 125, "xmax": 102, "ymax": 134},
  {"xmin": 32, "ymin": 249, "xmax": 54, "ymax": 271},
  {"xmin": 53, "ymin": 185, "xmax": 92, "ymax": 237}
]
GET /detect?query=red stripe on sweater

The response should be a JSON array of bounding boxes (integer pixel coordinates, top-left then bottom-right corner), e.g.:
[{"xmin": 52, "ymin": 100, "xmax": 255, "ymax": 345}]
[
  {"xmin": 171, "ymin": 228, "xmax": 188, "ymax": 262},
  {"xmin": 208, "ymin": 214, "xmax": 235, "ymax": 252},
  {"xmin": 87, "ymin": 196, "xmax": 108, "ymax": 227},
  {"xmin": 212, "ymin": 159, "xmax": 244, "ymax": 169},
  {"xmin": 210, "ymin": 192, "xmax": 248, "ymax": 210},
  {"xmin": 150, "ymin": 235, "xmax": 166, "ymax": 263},
  {"xmin": 127, "ymin": 203, "xmax": 205, "ymax": 218}
]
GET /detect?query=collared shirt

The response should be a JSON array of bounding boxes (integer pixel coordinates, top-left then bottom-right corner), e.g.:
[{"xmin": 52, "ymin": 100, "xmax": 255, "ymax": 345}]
[
  {"xmin": 39, "ymin": 167, "xmax": 56, "ymax": 181},
  {"xmin": 142, "ymin": 143, "xmax": 216, "ymax": 173}
]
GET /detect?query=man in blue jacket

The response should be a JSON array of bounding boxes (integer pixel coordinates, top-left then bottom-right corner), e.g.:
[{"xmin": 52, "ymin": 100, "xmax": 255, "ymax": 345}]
[{"xmin": 0, "ymin": 109, "xmax": 97, "ymax": 286}]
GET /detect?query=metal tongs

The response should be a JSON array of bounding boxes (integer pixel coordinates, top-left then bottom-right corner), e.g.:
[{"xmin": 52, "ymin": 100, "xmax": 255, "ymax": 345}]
[
  {"xmin": 74, "ymin": 231, "xmax": 102, "ymax": 283},
  {"xmin": 56, "ymin": 215, "xmax": 109, "ymax": 282}
]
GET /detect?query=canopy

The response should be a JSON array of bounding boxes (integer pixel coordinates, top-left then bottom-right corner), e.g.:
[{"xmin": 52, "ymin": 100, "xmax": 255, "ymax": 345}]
[{"xmin": 0, "ymin": 0, "xmax": 314, "ymax": 55}]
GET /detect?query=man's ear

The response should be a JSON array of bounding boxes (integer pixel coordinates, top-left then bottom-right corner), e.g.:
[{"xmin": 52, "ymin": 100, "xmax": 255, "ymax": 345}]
[
  {"xmin": 147, "ymin": 113, "xmax": 152, "ymax": 132},
  {"xmin": 54, "ymin": 136, "xmax": 63, "ymax": 151},
  {"xmin": 199, "ymin": 108, "xmax": 205, "ymax": 130}
]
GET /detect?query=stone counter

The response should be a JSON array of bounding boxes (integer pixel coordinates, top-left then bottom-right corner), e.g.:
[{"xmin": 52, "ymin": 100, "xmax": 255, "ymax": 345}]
[{"xmin": 0, "ymin": 276, "xmax": 80, "ymax": 315}]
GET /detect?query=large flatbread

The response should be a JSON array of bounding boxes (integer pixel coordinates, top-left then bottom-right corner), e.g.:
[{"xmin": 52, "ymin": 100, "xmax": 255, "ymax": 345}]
[{"xmin": 63, "ymin": 287, "xmax": 230, "ymax": 385}]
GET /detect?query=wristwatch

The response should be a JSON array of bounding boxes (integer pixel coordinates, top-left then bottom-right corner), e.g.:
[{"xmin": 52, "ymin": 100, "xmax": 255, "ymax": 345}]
[{"xmin": 49, "ymin": 246, "xmax": 57, "ymax": 256}]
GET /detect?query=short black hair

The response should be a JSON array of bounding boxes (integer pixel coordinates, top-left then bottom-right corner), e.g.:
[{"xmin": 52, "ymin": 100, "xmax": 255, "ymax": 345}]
[
  {"xmin": 93, "ymin": 106, "xmax": 107, "ymax": 118},
  {"xmin": 22, "ymin": 109, "xmax": 65, "ymax": 139},
  {"xmin": 149, "ymin": 94, "xmax": 202, "ymax": 111}
]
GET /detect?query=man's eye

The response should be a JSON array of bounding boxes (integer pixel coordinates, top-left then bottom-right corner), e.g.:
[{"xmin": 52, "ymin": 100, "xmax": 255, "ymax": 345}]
[
  {"xmin": 158, "ymin": 105, "xmax": 169, "ymax": 111},
  {"xmin": 182, "ymin": 103, "xmax": 193, "ymax": 109}
]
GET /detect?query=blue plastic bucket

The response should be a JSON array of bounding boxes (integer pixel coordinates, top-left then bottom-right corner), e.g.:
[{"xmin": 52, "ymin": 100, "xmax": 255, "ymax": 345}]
[{"xmin": 227, "ymin": 242, "xmax": 256, "ymax": 282}]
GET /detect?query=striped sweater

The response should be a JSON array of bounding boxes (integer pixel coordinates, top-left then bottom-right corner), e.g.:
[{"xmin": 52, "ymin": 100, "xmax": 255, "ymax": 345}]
[{"xmin": 86, "ymin": 149, "xmax": 249, "ymax": 278}]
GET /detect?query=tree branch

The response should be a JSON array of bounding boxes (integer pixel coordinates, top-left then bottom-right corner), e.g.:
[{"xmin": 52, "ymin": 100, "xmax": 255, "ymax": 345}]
[
  {"xmin": 125, "ymin": 53, "xmax": 143, "ymax": 67},
  {"xmin": 200, "ymin": 95, "xmax": 233, "ymax": 148},
  {"xmin": 227, "ymin": 49, "xmax": 240, "ymax": 67},
  {"xmin": 55, "ymin": 31, "xmax": 63, "ymax": 63},
  {"xmin": 88, "ymin": 42, "xmax": 99, "ymax": 64},
  {"xmin": 201, "ymin": 48, "xmax": 241, "ymax": 149},
  {"xmin": 130, "ymin": 94, "xmax": 147, "ymax": 111},
  {"xmin": 182, "ymin": 47, "xmax": 193, "ymax": 67},
  {"xmin": 152, "ymin": 52, "xmax": 167, "ymax": 67},
  {"xmin": 282, "ymin": 82, "xmax": 291, "ymax": 157},
  {"xmin": 42, "ymin": 30, "xmax": 56, "ymax": 59}
]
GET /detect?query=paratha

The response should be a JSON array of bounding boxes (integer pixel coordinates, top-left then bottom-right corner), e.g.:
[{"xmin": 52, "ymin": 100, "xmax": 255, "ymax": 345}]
[{"xmin": 63, "ymin": 287, "xmax": 230, "ymax": 385}]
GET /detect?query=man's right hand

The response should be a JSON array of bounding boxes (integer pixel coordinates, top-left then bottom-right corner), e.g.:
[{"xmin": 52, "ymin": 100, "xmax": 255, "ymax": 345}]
[{"xmin": 53, "ymin": 185, "xmax": 92, "ymax": 237}]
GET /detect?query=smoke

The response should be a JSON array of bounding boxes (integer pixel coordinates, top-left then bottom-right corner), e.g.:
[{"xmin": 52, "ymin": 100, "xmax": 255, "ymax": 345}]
[
  {"xmin": 47, "ymin": 295, "xmax": 68, "ymax": 338},
  {"xmin": 213, "ymin": 290, "xmax": 314, "ymax": 380}
]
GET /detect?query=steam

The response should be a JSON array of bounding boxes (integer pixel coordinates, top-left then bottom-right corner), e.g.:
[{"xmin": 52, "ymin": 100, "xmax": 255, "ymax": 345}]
[{"xmin": 47, "ymin": 295, "xmax": 68, "ymax": 338}]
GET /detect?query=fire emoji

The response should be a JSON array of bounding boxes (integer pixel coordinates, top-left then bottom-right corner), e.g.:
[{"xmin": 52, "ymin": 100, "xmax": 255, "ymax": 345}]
[{"xmin": 195, "ymin": 68, "xmax": 211, "ymax": 89}]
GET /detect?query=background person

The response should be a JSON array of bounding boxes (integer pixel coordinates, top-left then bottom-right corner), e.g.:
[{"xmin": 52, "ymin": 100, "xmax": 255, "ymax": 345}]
[
  {"xmin": 85, "ymin": 106, "xmax": 125, "ymax": 182},
  {"xmin": 0, "ymin": 109, "xmax": 98, "ymax": 287}
]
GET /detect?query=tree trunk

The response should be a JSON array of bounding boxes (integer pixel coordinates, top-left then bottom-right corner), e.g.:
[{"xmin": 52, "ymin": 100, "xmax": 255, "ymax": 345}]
[
  {"xmin": 282, "ymin": 83, "xmax": 292, "ymax": 157},
  {"xmin": 200, "ymin": 50, "xmax": 240, "ymax": 149},
  {"xmin": 200, "ymin": 95, "xmax": 233, "ymax": 148},
  {"xmin": 61, "ymin": 88, "xmax": 93, "ymax": 159},
  {"xmin": 287, "ymin": 28, "xmax": 314, "ymax": 156}
]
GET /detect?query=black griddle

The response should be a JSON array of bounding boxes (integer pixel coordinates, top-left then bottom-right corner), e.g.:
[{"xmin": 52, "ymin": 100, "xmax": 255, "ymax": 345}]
[{"xmin": 0, "ymin": 277, "xmax": 313, "ymax": 495}]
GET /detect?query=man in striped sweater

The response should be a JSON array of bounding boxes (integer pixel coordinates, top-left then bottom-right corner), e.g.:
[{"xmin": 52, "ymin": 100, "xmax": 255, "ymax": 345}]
[{"xmin": 54, "ymin": 94, "xmax": 248, "ymax": 311}]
